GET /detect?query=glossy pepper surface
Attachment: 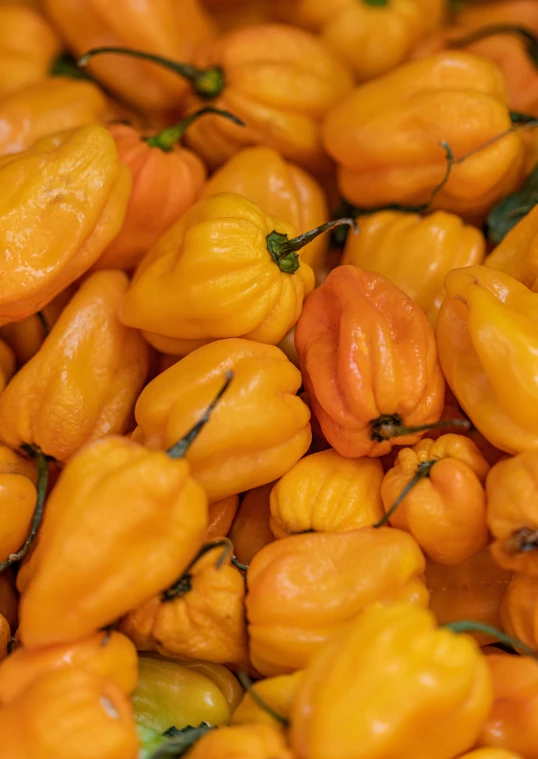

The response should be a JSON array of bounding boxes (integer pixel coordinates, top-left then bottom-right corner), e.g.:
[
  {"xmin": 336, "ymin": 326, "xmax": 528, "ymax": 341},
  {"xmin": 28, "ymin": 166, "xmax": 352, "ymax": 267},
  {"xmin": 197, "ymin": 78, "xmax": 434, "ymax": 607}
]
[
  {"xmin": 290, "ymin": 603, "xmax": 493, "ymax": 759},
  {"xmin": 0, "ymin": 271, "xmax": 149, "ymax": 462},
  {"xmin": 186, "ymin": 723, "xmax": 293, "ymax": 759},
  {"xmin": 228, "ymin": 483, "xmax": 274, "ymax": 565},
  {"xmin": 323, "ymin": 52, "xmax": 526, "ymax": 216},
  {"xmin": 0, "ymin": 125, "xmax": 131, "ymax": 325},
  {"xmin": 132, "ymin": 338, "xmax": 311, "ymax": 502},
  {"xmin": 500, "ymin": 573, "xmax": 538, "ymax": 650},
  {"xmin": 0, "ymin": 339, "xmax": 15, "ymax": 390},
  {"xmin": 207, "ymin": 494, "xmax": 239, "ymax": 540},
  {"xmin": 0, "ymin": 444, "xmax": 37, "ymax": 565},
  {"xmin": 342, "ymin": 210, "xmax": 485, "ymax": 327},
  {"xmin": 246, "ymin": 527, "xmax": 427, "ymax": 675},
  {"xmin": 120, "ymin": 193, "xmax": 315, "ymax": 355},
  {"xmin": 295, "ymin": 264, "xmax": 445, "ymax": 458},
  {"xmin": 0, "ymin": 614, "xmax": 8, "ymax": 662},
  {"xmin": 17, "ymin": 435, "xmax": 208, "ymax": 648},
  {"xmin": 437, "ymin": 265, "xmax": 538, "ymax": 454},
  {"xmin": 270, "ymin": 449, "xmax": 384, "ymax": 537},
  {"xmin": 485, "ymin": 205, "xmax": 538, "ymax": 288}
]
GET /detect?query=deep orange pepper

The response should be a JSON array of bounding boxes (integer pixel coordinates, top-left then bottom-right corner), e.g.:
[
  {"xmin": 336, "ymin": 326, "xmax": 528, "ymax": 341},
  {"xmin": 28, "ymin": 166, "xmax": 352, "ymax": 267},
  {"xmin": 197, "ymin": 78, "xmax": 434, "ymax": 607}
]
[
  {"xmin": 186, "ymin": 723, "xmax": 293, "ymax": 759},
  {"xmin": 0, "ymin": 614, "xmax": 9, "ymax": 662},
  {"xmin": 0, "ymin": 339, "xmax": 15, "ymax": 390},
  {"xmin": 207, "ymin": 495, "xmax": 239, "ymax": 540},
  {"xmin": 0, "ymin": 571, "xmax": 18, "ymax": 632},
  {"xmin": 228, "ymin": 484, "xmax": 275, "ymax": 566},
  {"xmin": 500, "ymin": 572, "xmax": 538, "ymax": 649},
  {"xmin": 0, "ymin": 444, "xmax": 37, "ymax": 566}
]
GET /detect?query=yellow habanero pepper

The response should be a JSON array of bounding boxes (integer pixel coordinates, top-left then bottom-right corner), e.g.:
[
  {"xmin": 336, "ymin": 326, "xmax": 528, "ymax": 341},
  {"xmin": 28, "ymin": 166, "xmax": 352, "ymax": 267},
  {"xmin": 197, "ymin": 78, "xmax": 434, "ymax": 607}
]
[
  {"xmin": 437, "ymin": 265, "xmax": 538, "ymax": 454},
  {"xmin": 342, "ymin": 210, "xmax": 486, "ymax": 327},
  {"xmin": 246, "ymin": 527, "xmax": 427, "ymax": 676},
  {"xmin": 186, "ymin": 723, "xmax": 293, "ymax": 759},
  {"xmin": 119, "ymin": 193, "xmax": 328, "ymax": 355},
  {"xmin": 290, "ymin": 603, "xmax": 493, "ymax": 759},
  {"xmin": 0, "ymin": 125, "xmax": 131, "ymax": 325},
  {"xmin": 269, "ymin": 449, "xmax": 384, "ymax": 538},
  {"xmin": 132, "ymin": 338, "xmax": 311, "ymax": 502},
  {"xmin": 231, "ymin": 670, "xmax": 304, "ymax": 732},
  {"xmin": 485, "ymin": 205, "xmax": 538, "ymax": 289},
  {"xmin": 323, "ymin": 52, "xmax": 526, "ymax": 216},
  {"xmin": 0, "ymin": 271, "xmax": 149, "ymax": 462}
]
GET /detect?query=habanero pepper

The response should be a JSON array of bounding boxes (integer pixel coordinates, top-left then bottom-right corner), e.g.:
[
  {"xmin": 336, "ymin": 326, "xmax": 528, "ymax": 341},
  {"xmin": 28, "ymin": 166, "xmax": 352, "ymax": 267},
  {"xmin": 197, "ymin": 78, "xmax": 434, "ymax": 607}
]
[{"xmin": 228, "ymin": 484, "xmax": 275, "ymax": 566}]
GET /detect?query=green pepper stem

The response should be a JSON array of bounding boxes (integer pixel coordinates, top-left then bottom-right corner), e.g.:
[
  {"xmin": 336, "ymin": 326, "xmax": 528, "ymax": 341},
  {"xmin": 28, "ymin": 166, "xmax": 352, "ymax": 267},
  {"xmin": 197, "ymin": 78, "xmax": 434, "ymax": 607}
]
[
  {"xmin": 78, "ymin": 47, "xmax": 225, "ymax": 99},
  {"xmin": 232, "ymin": 557, "xmax": 249, "ymax": 572},
  {"xmin": 36, "ymin": 310, "xmax": 50, "ymax": 338},
  {"xmin": 0, "ymin": 448, "xmax": 49, "ymax": 574},
  {"xmin": 448, "ymin": 24, "xmax": 538, "ymax": 67},
  {"xmin": 502, "ymin": 527, "xmax": 538, "ymax": 554},
  {"xmin": 267, "ymin": 218, "xmax": 357, "ymax": 274},
  {"xmin": 370, "ymin": 415, "xmax": 470, "ymax": 443},
  {"xmin": 372, "ymin": 459, "xmax": 436, "ymax": 529},
  {"xmin": 50, "ymin": 52, "xmax": 92, "ymax": 80},
  {"xmin": 166, "ymin": 372, "xmax": 233, "ymax": 459},
  {"xmin": 237, "ymin": 672, "xmax": 290, "ymax": 727},
  {"xmin": 161, "ymin": 539, "xmax": 233, "ymax": 602},
  {"xmin": 139, "ymin": 722, "xmax": 214, "ymax": 759},
  {"xmin": 145, "ymin": 107, "xmax": 245, "ymax": 152},
  {"xmin": 445, "ymin": 620, "xmax": 538, "ymax": 657},
  {"xmin": 363, "ymin": 0, "xmax": 389, "ymax": 5}
]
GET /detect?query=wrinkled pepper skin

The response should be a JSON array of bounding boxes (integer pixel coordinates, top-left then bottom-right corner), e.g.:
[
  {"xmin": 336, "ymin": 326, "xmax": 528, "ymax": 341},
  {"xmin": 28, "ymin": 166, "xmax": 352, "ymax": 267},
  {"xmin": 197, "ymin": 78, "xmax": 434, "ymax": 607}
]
[
  {"xmin": 133, "ymin": 655, "xmax": 233, "ymax": 732},
  {"xmin": 323, "ymin": 52, "xmax": 526, "ymax": 216},
  {"xmin": 44, "ymin": 0, "xmax": 215, "ymax": 115},
  {"xmin": 204, "ymin": 146, "xmax": 329, "ymax": 275},
  {"xmin": 120, "ymin": 193, "xmax": 314, "ymax": 355},
  {"xmin": 186, "ymin": 723, "xmax": 293, "ymax": 759},
  {"xmin": 485, "ymin": 205, "xmax": 538, "ymax": 289},
  {"xmin": 120, "ymin": 542, "xmax": 248, "ymax": 668},
  {"xmin": 132, "ymin": 339, "xmax": 311, "ymax": 502},
  {"xmin": 0, "ymin": 631, "xmax": 138, "ymax": 704},
  {"xmin": 0, "ymin": 271, "xmax": 149, "ymax": 462},
  {"xmin": 486, "ymin": 450, "xmax": 538, "ymax": 575},
  {"xmin": 291, "ymin": 603, "xmax": 493, "ymax": 759},
  {"xmin": 0, "ymin": 77, "xmax": 109, "ymax": 157},
  {"xmin": 269, "ymin": 449, "xmax": 384, "ymax": 537},
  {"xmin": 17, "ymin": 435, "xmax": 208, "ymax": 648},
  {"xmin": 0, "ymin": 667, "xmax": 139, "ymax": 759},
  {"xmin": 0, "ymin": 125, "xmax": 131, "ymax": 324},
  {"xmin": 246, "ymin": 527, "xmax": 427, "ymax": 676},
  {"xmin": 274, "ymin": 0, "xmax": 444, "ymax": 82},
  {"xmin": 94, "ymin": 123, "xmax": 206, "ymax": 271},
  {"xmin": 295, "ymin": 265, "xmax": 445, "ymax": 458},
  {"xmin": 500, "ymin": 573, "xmax": 538, "ymax": 650},
  {"xmin": 0, "ymin": 338, "xmax": 15, "ymax": 389},
  {"xmin": 231, "ymin": 670, "xmax": 303, "ymax": 731},
  {"xmin": 381, "ymin": 434, "xmax": 490, "ymax": 565},
  {"xmin": 0, "ymin": 444, "xmax": 37, "ymax": 565},
  {"xmin": 342, "ymin": 210, "xmax": 485, "ymax": 327},
  {"xmin": 0, "ymin": 5, "xmax": 60, "ymax": 99},
  {"xmin": 207, "ymin": 494, "xmax": 239, "ymax": 540},
  {"xmin": 426, "ymin": 548, "xmax": 512, "ymax": 645},
  {"xmin": 228, "ymin": 483, "xmax": 274, "ymax": 565},
  {"xmin": 437, "ymin": 266, "xmax": 538, "ymax": 454},
  {"xmin": 183, "ymin": 23, "xmax": 354, "ymax": 172}
]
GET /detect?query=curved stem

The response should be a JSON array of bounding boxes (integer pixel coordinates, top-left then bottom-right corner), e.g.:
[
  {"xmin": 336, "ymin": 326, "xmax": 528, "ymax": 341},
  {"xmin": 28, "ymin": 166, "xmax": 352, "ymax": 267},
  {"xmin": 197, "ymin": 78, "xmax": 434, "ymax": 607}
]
[
  {"xmin": 36, "ymin": 310, "xmax": 50, "ymax": 338},
  {"xmin": 167, "ymin": 372, "xmax": 233, "ymax": 459},
  {"xmin": 161, "ymin": 539, "xmax": 233, "ymax": 602},
  {"xmin": 232, "ymin": 557, "xmax": 249, "ymax": 572},
  {"xmin": 267, "ymin": 218, "xmax": 357, "ymax": 274},
  {"xmin": 237, "ymin": 672, "xmax": 290, "ymax": 727},
  {"xmin": 502, "ymin": 527, "xmax": 538, "ymax": 554},
  {"xmin": 448, "ymin": 24, "xmax": 538, "ymax": 67},
  {"xmin": 372, "ymin": 459, "xmax": 436, "ymax": 528},
  {"xmin": 78, "ymin": 47, "xmax": 224, "ymax": 99},
  {"xmin": 370, "ymin": 415, "xmax": 470, "ymax": 443},
  {"xmin": 146, "ymin": 107, "xmax": 244, "ymax": 152},
  {"xmin": 51, "ymin": 52, "xmax": 92, "ymax": 80},
  {"xmin": 445, "ymin": 620, "xmax": 538, "ymax": 657},
  {"xmin": 0, "ymin": 448, "xmax": 49, "ymax": 574}
]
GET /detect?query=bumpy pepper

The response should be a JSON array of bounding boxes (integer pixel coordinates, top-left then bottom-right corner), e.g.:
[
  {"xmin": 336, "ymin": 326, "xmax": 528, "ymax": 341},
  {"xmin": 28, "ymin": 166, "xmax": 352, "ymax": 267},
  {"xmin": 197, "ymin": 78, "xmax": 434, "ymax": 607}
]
[
  {"xmin": 0, "ymin": 339, "xmax": 15, "ymax": 389},
  {"xmin": 203, "ymin": 146, "xmax": 329, "ymax": 275},
  {"xmin": 0, "ymin": 630, "xmax": 138, "ymax": 703},
  {"xmin": 500, "ymin": 573, "xmax": 538, "ymax": 649},
  {"xmin": 0, "ymin": 444, "xmax": 38, "ymax": 566},
  {"xmin": 208, "ymin": 495, "xmax": 239, "ymax": 540},
  {"xmin": 247, "ymin": 527, "xmax": 427, "ymax": 675},
  {"xmin": 485, "ymin": 205, "xmax": 538, "ymax": 288},
  {"xmin": 426, "ymin": 547, "xmax": 512, "ymax": 645},
  {"xmin": 0, "ymin": 667, "xmax": 139, "ymax": 759},
  {"xmin": 295, "ymin": 264, "xmax": 445, "ymax": 458},
  {"xmin": 380, "ymin": 434, "xmax": 490, "ymax": 565},
  {"xmin": 131, "ymin": 338, "xmax": 311, "ymax": 502},
  {"xmin": 186, "ymin": 723, "xmax": 293, "ymax": 759},
  {"xmin": 231, "ymin": 671, "xmax": 303, "ymax": 731},
  {"xmin": 290, "ymin": 602, "xmax": 493, "ymax": 759},
  {"xmin": 0, "ymin": 271, "xmax": 149, "ymax": 462},
  {"xmin": 120, "ymin": 539, "xmax": 248, "ymax": 668},
  {"xmin": 45, "ymin": 0, "xmax": 215, "ymax": 115},
  {"xmin": 269, "ymin": 449, "xmax": 384, "ymax": 537},
  {"xmin": 342, "ymin": 210, "xmax": 485, "ymax": 327},
  {"xmin": 228, "ymin": 484, "xmax": 274, "ymax": 565},
  {"xmin": 120, "ymin": 193, "xmax": 322, "ymax": 355},
  {"xmin": 323, "ymin": 52, "xmax": 526, "ymax": 215},
  {"xmin": 0, "ymin": 125, "xmax": 131, "ymax": 324},
  {"xmin": 437, "ymin": 265, "xmax": 538, "ymax": 454},
  {"xmin": 80, "ymin": 23, "xmax": 354, "ymax": 172},
  {"xmin": 274, "ymin": 0, "xmax": 444, "ymax": 81}
]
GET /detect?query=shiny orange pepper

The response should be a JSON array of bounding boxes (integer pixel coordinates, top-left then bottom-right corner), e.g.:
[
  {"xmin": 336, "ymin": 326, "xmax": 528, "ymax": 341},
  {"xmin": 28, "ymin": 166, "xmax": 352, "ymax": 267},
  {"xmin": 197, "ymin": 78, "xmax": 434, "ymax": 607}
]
[
  {"xmin": 456, "ymin": 0, "xmax": 538, "ymax": 33},
  {"xmin": 0, "ymin": 339, "xmax": 15, "ymax": 390},
  {"xmin": 228, "ymin": 484, "xmax": 275, "ymax": 565},
  {"xmin": 459, "ymin": 751, "xmax": 524, "ymax": 759},
  {"xmin": 0, "ymin": 571, "xmax": 18, "ymax": 633},
  {"xmin": 0, "ymin": 444, "xmax": 37, "ymax": 566},
  {"xmin": 0, "ymin": 667, "xmax": 139, "ymax": 759},
  {"xmin": 0, "ymin": 614, "xmax": 9, "ymax": 662},
  {"xmin": 0, "ymin": 630, "xmax": 138, "ymax": 703},
  {"xmin": 485, "ymin": 205, "xmax": 538, "ymax": 288},
  {"xmin": 119, "ymin": 540, "xmax": 248, "ymax": 668},
  {"xmin": 380, "ymin": 434, "xmax": 490, "ymax": 565},
  {"xmin": 342, "ymin": 210, "xmax": 485, "ymax": 327},
  {"xmin": 208, "ymin": 495, "xmax": 239, "ymax": 540},
  {"xmin": 0, "ymin": 271, "xmax": 149, "ymax": 462},
  {"xmin": 246, "ymin": 527, "xmax": 427, "ymax": 675},
  {"xmin": 500, "ymin": 572, "xmax": 538, "ymax": 649},
  {"xmin": 323, "ymin": 52, "xmax": 526, "ymax": 216},
  {"xmin": 295, "ymin": 264, "xmax": 445, "ymax": 458},
  {"xmin": 208, "ymin": 0, "xmax": 277, "ymax": 34},
  {"xmin": 186, "ymin": 723, "xmax": 293, "ymax": 759}
]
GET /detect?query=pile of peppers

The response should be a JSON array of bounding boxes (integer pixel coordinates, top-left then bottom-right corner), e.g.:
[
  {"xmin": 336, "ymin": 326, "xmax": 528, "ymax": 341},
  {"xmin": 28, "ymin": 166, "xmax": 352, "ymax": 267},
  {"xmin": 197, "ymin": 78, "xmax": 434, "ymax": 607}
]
[{"xmin": 4, "ymin": 0, "xmax": 538, "ymax": 757}]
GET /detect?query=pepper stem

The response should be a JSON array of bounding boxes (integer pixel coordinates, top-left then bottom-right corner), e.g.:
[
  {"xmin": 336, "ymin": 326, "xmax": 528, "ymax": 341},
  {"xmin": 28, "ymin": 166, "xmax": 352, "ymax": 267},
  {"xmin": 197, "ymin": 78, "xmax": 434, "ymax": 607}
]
[
  {"xmin": 237, "ymin": 672, "xmax": 290, "ymax": 727},
  {"xmin": 267, "ymin": 218, "xmax": 357, "ymax": 274},
  {"xmin": 0, "ymin": 448, "xmax": 49, "ymax": 574},
  {"xmin": 445, "ymin": 620, "xmax": 538, "ymax": 657},
  {"xmin": 502, "ymin": 527, "xmax": 538, "ymax": 554},
  {"xmin": 166, "ymin": 372, "xmax": 233, "ymax": 459},
  {"xmin": 370, "ymin": 415, "xmax": 470, "ymax": 443},
  {"xmin": 448, "ymin": 24, "xmax": 538, "ymax": 67},
  {"xmin": 36, "ymin": 310, "xmax": 49, "ymax": 338},
  {"xmin": 161, "ymin": 539, "xmax": 233, "ymax": 602},
  {"xmin": 145, "ymin": 107, "xmax": 245, "ymax": 152},
  {"xmin": 372, "ymin": 459, "xmax": 436, "ymax": 529},
  {"xmin": 78, "ymin": 47, "xmax": 225, "ymax": 99},
  {"xmin": 232, "ymin": 557, "xmax": 249, "ymax": 572},
  {"xmin": 363, "ymin": 0, "xmax": 389, "ymax": 5}
]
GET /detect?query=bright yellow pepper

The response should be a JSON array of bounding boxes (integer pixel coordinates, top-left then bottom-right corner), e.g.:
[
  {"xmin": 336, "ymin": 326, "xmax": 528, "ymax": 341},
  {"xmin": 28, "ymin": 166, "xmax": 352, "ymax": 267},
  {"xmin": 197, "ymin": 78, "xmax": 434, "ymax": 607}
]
[
  {"xmin": 231, "ymin": 671, "xmax": 304, "ymax": 732},
  {"xmin": 485, "ymin": 205, "xmax": 538, "ymax": 289}
]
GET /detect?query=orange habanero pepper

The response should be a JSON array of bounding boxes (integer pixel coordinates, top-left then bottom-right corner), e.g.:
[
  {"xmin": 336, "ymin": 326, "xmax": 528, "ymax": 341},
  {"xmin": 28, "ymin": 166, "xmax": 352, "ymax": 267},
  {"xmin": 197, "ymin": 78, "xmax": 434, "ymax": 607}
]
[
  {"xmin": 0, "ymin": 613, "xmax": 9, "ymax": 661},
  {"xmin": 0, "ymin": 339, "xmax": 15, "ymax": 389},
  {"xmin": 0, "ymin": 570, "xmax": 18, "ymax": 632},
  {"xmin": 459, "ymin": 751, "xmax": 523, "ymax": 759},
  {"xmin": 295, "ymin": 264, "xmax": 445, "ymax": 458},
  {"xmin": 500, "ymin": 572, "xmax": 538, "ymax": 649},
  {"xmin": 231, "ymin": 670, "xmax": 304, "ymax": 731},
  {"xmin": 485, "ymin": 205, "xmax": 538, "ymax": 288},
  {"xmin": 0, "ymin": 444, "xmax": 38, "ymax": 568},
  {"xmin": 186, "ymin": 723, "xmax": 293, "ymax": 759},
  {"xmin": 228, "ymin": 484, "xmax": 275, "ymax": 566},
  {"xmin": 456, "ymin": 0, "xmax": 538, "ymax": 32},
  {"xmin": 207, "ymin": 495, "xmax": 239, "ymax": 540}
]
